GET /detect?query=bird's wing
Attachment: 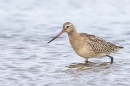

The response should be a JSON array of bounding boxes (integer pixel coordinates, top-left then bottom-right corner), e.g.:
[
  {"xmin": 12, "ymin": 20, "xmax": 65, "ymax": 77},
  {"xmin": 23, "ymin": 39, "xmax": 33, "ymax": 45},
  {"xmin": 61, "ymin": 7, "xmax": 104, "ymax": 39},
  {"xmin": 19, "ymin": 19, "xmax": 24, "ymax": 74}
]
[{"xmin": 80, "ymin": 33, "xmax": 119, "ymax": 53}]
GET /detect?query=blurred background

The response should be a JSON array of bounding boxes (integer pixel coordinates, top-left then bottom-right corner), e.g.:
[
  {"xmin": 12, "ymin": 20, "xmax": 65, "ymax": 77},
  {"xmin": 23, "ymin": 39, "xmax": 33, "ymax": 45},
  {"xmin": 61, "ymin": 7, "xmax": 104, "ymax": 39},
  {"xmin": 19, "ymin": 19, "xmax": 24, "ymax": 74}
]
[{"xmin": 0, "ymin": 0, "xmax": 130, "ymax": 86}]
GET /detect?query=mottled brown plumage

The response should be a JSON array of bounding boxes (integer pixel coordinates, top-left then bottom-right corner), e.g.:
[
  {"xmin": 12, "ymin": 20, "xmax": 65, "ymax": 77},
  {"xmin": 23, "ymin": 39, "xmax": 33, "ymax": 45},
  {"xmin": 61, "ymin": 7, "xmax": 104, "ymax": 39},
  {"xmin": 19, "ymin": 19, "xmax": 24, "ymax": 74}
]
[{"xmin": 48, "ymin": 22, "xmax": 123, "ymax": 63}]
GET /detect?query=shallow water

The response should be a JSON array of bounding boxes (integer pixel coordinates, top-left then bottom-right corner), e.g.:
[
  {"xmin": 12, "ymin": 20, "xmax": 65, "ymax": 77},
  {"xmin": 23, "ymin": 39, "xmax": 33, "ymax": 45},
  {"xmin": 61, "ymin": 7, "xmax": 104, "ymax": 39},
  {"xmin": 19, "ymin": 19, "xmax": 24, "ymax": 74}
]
[{"xmin": 0, "ymin": 0, "xmax": 130, "ymax": 86}]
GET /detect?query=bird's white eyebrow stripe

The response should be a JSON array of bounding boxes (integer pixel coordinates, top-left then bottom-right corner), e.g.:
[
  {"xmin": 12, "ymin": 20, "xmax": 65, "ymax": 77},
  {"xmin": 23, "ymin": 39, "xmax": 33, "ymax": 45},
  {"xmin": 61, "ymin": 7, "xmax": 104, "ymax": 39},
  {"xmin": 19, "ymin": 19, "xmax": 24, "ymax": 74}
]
[
  {"xmin": 63, "ymin": 23, "xmax": 73, "ymax": 28},
  {"xmin": 66, "ymin": 23, "xmax": 72, "ymax": 27}
]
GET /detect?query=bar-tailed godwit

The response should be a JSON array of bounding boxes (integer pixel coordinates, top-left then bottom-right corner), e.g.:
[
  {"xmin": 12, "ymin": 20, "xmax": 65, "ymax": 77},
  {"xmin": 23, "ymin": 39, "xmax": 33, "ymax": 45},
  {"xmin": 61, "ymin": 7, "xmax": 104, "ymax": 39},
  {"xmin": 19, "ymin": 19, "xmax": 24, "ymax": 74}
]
[{"xmin": 48, "ymin": 22, "xmax": 123, "ymax": 64}]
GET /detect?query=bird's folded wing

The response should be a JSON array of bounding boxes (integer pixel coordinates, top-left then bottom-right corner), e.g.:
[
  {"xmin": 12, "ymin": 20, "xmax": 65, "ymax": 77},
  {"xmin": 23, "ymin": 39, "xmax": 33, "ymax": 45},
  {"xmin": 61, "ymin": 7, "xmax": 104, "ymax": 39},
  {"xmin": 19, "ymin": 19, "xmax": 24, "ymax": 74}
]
[{"xmin": 85, "ymin": 34, "xmax": 118, "ymax": 53}]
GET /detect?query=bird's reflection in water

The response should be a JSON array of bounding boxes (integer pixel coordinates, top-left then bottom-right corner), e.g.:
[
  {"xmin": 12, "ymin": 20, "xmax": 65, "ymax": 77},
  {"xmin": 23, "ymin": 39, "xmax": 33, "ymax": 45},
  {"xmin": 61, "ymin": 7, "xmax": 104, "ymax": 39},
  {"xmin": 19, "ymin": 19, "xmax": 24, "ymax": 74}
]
[{"xmin": 67, "ymin": 62, "xmax": 112, "ymax": 71}]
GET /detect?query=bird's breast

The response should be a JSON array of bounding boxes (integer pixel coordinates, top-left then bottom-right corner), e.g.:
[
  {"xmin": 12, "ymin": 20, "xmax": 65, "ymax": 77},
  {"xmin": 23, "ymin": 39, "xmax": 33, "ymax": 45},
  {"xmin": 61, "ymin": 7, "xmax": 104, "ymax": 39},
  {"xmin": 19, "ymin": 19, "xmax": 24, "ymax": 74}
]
[{"xmin": 68, "ymin": 36, "xmax": 93, "ymax": 58}]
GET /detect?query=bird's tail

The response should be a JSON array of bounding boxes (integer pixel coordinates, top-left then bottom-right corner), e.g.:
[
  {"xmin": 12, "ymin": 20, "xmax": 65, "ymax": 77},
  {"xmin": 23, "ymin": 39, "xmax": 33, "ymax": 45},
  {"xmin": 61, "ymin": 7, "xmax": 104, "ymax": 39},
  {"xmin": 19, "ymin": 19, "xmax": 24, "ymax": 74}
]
[{"xmin": 118, "ymin": 46, "xmax": 124, "ymax": 49}]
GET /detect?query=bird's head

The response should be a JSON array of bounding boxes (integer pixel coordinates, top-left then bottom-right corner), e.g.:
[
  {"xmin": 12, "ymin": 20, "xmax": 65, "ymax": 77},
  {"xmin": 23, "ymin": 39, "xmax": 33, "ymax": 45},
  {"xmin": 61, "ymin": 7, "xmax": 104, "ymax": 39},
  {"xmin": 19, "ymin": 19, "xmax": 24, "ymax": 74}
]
[
  {"xmin": 47, "ymin": 22, "xmax": 74, "ymax": 44},
  {"xmin": 62, "ymin": 22, "xmax": 74, "ymax": 33}
]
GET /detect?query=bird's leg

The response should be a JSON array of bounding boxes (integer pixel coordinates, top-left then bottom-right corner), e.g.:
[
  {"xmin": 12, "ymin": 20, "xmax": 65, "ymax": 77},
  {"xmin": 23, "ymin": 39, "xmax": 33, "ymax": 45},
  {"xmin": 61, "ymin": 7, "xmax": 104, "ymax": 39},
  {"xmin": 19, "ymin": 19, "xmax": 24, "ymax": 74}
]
[
  {"xmin": 106, "ymin": 55, "xmax": 113, "ymax": 64},
  {"xmin": 85, "ymin": 58, "xmax": 91, "ymax": 63}
]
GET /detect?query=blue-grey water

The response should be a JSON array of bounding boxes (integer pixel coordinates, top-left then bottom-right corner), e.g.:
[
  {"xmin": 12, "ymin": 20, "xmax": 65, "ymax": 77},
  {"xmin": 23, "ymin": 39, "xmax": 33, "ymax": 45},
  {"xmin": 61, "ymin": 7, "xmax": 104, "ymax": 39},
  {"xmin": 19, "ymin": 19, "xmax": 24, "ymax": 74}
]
[{"xmin": 0, "ymin": 0, "xmax": 130, "ymax": 86}]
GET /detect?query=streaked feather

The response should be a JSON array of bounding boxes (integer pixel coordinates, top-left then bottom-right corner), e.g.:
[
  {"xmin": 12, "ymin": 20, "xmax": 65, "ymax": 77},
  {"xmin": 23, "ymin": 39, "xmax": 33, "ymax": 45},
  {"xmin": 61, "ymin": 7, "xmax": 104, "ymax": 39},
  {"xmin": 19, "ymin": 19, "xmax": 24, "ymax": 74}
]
[{"xmin": 80, "ymin": 33, "xmax": 120, "ymax": 54}]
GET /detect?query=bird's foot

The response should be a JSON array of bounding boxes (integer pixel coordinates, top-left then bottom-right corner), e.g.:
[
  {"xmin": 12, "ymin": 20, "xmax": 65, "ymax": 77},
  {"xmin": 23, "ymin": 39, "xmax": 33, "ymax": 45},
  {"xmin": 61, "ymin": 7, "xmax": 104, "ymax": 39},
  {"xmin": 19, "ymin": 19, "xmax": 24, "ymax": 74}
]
[{"xmin": 85, "ymin": 60, "xmax": 92, "ymax": 64}]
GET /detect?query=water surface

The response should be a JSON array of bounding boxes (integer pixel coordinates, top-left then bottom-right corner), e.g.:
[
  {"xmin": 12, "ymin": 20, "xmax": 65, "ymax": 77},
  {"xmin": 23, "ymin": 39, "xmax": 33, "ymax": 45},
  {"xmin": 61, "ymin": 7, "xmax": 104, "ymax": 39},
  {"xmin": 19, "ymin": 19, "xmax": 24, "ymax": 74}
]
[{"xmin": 0, "ymin": 0, "xmax": 130, "ymax": 86}]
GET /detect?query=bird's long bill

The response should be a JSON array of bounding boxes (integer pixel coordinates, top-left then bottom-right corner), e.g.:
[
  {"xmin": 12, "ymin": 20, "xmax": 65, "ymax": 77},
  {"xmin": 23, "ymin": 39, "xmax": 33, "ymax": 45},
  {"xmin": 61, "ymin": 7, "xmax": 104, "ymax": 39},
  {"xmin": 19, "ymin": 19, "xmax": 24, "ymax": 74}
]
[{"xmin": 47, "ymin": 30, "xmax": 64, "ymax": 44}]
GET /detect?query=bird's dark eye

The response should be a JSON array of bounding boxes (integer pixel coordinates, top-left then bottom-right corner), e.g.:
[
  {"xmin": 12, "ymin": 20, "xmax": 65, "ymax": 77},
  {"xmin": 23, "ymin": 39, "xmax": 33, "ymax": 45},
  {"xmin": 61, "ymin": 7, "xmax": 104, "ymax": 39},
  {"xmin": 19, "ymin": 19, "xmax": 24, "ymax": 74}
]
[{"xmin": 66, "ymin": 26, "xmax": 69, "ymax": 28}]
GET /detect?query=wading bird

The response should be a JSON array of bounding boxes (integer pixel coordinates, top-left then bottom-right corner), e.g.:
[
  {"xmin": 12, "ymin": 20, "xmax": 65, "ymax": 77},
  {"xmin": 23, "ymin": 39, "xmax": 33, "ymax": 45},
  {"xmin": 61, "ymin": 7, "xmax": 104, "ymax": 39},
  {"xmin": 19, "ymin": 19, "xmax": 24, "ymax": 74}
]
[{"xmin": 48, "ymin": 22, "xmax": 123, "ymax": 64}]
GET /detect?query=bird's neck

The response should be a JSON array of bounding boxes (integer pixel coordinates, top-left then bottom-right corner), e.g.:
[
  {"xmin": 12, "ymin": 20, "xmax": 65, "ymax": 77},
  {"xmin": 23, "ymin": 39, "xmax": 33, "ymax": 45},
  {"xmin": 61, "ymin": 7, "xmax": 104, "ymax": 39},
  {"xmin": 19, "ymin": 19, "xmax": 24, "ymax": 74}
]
[
  {"xmin": 68, "ymin": 28, "xmax": 78, "ymax": 37},
  {"xmin": 67, "ymin": 28, "xmax": 80, "ymax": 52},
  {"xmin": 68, "ymin": 28, "xmax": 79, "ymax": 45}
]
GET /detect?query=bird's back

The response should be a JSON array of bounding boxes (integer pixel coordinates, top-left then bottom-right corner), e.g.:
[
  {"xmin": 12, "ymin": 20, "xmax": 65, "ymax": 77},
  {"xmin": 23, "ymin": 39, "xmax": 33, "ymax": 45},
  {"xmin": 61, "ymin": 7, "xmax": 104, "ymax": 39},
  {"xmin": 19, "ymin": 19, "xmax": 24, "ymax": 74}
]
[{"xmin": 79, "ymin": 33, "xmax": 122, "ymax": 54}]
